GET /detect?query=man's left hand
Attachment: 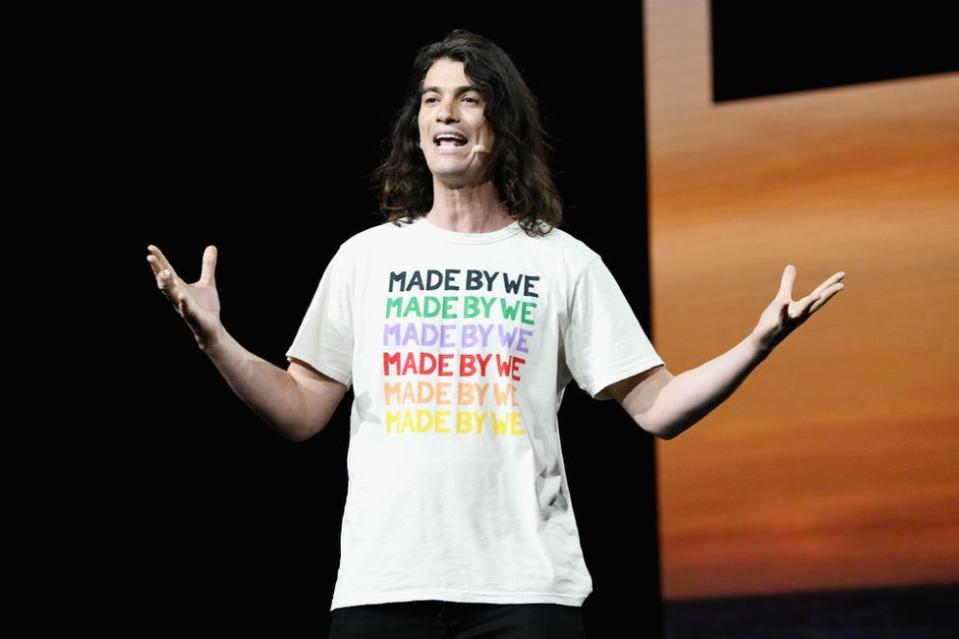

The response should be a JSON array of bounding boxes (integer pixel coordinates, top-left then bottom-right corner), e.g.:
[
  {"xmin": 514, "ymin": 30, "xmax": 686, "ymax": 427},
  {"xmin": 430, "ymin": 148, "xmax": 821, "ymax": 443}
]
[{"xmin": 752, "ymin": 264, "xmax": 845, "ymax": 355}]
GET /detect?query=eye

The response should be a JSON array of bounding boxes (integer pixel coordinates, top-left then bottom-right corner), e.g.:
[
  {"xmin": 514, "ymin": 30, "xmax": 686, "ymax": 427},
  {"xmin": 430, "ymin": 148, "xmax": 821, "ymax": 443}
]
[{"xmin": 423, "ymin": 96, "xmax": 480, "ymax": 105}]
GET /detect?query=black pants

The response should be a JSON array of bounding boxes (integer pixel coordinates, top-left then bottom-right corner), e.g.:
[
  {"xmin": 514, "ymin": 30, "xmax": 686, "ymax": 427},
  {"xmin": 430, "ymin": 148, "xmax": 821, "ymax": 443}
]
[{"xmin": 329, "ymin": 599, "xmax": 587, "ymax": 638}]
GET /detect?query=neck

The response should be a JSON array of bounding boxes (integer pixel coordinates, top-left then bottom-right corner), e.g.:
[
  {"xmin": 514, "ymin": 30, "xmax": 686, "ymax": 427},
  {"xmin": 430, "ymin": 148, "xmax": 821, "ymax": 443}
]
[{"xmin": 426, "ymin": 178, "xmax": 513, "ymax": 233}]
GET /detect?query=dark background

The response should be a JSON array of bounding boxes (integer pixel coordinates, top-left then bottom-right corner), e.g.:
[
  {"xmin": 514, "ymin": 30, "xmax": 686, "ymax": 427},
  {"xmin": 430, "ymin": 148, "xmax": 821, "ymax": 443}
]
[{"xmin": 712, "ymin": 2, "xmax": 959, "ymax": 102}]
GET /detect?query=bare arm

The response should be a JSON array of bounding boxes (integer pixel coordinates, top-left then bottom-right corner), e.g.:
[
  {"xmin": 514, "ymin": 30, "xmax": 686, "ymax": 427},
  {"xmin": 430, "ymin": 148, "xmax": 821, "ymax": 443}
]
[
  {"xmin": 608, "ymin": 265, "xmax": 845, "ymax": 439},
  {"xmin": 641, "ymin": 332, "xmax": 767, "ymax": 439},
  {"xmin": 203, "ymin": 327, "xmax": 347, "ymax": 442},
  {"xmin": 146, "ymin": 243, "xmax": 348, "ymax": 442},
  {"xmin": 605, "ymin": 333, "xmax": 767, "ymax": 440},
  {"xmin": 286, "ymin": 356, "xmax": 349, "ymax": 440}
]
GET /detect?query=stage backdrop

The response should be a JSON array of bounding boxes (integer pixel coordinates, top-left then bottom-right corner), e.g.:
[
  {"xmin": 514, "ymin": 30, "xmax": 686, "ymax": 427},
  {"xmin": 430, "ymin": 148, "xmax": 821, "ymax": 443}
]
[{"xmin": 645, "ymin": 0, "xmax": 959, "ymax": 599}]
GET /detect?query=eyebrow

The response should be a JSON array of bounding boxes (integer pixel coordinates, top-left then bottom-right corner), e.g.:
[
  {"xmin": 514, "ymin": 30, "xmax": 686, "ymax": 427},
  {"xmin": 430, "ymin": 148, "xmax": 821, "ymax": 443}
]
[{"xmin": 419, "ymin": 84, "xmax": 482, "ymax": 98}]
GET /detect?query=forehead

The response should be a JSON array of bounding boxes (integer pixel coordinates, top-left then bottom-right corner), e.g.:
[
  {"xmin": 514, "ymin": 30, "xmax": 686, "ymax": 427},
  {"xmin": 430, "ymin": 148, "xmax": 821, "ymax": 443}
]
[{"xmin": 422, "ymin": 58, "xmax": 474, "ymax": 90}]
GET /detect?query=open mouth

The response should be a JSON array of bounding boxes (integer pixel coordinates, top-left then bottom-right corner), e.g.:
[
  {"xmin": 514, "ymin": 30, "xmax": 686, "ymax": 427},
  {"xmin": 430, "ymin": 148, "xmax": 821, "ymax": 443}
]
[{"xmin": 434, "ymin": 134, "xmax": 469, "ymax": 147}]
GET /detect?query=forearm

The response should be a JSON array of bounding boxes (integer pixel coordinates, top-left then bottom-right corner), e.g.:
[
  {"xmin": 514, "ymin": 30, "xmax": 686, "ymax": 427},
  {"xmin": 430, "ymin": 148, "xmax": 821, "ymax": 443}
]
[
  {"xmin": 649, "ymin": 329, "xmax": 770, "ymax": 440},
  {"xmin": 202, "ymin": 326, "xmax": 307, "ymax": 442}
]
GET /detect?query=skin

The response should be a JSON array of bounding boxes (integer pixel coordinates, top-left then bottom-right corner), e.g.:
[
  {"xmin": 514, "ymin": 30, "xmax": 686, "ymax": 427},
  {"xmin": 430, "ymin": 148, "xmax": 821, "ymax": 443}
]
[
  {"xmin": 146, "ymin": 243, "xmax": 222, "ymax": 351},
  {"xmin": 417, "ymin": 57, "xmax": 514, "ymax": 234},
  {"xmin": 753, "ymin": 264, "xmax": 845, "ymax": 354}
]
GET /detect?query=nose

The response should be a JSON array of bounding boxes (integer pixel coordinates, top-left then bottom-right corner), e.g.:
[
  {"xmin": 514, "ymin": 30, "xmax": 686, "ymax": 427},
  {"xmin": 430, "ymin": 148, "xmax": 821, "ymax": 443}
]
[{"xmin": 436, "ymin": 97, "xmax": 459, "ymax": 122}]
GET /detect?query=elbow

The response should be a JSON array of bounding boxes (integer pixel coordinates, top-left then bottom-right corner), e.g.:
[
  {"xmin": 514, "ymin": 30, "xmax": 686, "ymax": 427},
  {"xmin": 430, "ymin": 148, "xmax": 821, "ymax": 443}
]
[
  {"xmin": 643, "ymin": 414, "xmax": 678, "ymax": 440},
  {"xmin": 649, "ymin": 422, "xmax": 674, "ymax": 440},
  {"xmin": 636, "ymin": 408, "xmax": 672, "ymax": 440},
  {"xmin": 260, "ymin": 413, "xmax": 311, "ymax": 444},
  {"xmin": 291, "ymin": 418, "xmax": 329, "ymax": 443},
  {"xmin": 289, "ymin": 424, "xmax": 318, "ymax": 443},
  {"xmin": 657, "ymin": 427, "xmax": 677, "ymax": 441},
  {"xmin": 636, "ymin": 416, "xmax": 669, "ymax": 440},
  {"xmin": 655, "ymin": 417, "xmax": 693, "ymax": 441},
  {"xmin": 278, "ymin": 424, "xmax": 308, "ymax": 444},
  {"xmin": 279, "ymin": 415, "xmax": 319, "ymax": 443}
]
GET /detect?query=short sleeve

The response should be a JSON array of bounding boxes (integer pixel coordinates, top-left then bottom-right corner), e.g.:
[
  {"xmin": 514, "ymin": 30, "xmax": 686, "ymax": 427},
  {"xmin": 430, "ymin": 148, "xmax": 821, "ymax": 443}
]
[
  {"xmin": 563, "ymin": 257, "xmax": 664, "ymax": 401},
  {"xmin": 285, "ymin": 244, "xmax": 354, "ymax": 389}
]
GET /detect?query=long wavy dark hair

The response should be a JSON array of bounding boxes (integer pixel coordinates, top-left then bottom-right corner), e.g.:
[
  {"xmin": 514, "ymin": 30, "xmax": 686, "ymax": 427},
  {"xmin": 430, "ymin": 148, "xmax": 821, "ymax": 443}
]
[{"xmin": 369, "ymin": 29, "xmax": 563, "ymax": 237}]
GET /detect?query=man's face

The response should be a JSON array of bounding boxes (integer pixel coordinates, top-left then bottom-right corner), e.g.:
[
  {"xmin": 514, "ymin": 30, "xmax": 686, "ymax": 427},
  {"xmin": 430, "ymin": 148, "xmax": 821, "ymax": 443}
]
[{"xmin": 417, "ymin": 58, "xmax": 494, "ymax": 180}]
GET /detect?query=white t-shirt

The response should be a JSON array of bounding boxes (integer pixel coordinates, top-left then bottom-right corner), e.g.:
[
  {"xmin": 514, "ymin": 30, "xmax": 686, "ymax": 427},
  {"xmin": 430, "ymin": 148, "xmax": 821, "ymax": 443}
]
[{"xmin": 285, "ymin": 214, "xmax": 664, "ymax": 611}]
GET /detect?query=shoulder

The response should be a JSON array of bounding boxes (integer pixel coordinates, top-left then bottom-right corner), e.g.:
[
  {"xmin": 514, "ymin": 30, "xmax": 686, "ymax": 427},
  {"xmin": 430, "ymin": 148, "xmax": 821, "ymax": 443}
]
[
  {"xmin": 335, "ymin": 219, "xmax": 412, "ymax": 255},
  {"xmin": 522, "ymin": 223, "xmax": 602, "ymax": 279},
  {"xmin": 517, "ymin": 220, "xmax": 599, "ymax": 262}
]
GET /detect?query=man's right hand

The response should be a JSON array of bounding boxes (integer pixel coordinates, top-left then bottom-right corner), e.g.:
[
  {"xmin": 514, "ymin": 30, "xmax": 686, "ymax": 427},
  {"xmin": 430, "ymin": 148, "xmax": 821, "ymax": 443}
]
[{"xmin": 146, "ymin": 244, "xmax": 224, "ymax": 352}]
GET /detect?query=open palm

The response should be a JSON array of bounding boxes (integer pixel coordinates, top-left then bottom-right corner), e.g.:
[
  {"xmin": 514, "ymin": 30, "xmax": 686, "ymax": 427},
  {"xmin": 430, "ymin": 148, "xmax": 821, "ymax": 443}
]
[
  {"xmin": 753, "ymin": 264, "xmax": 845, "ymax": 354},
  {"xmin": 146, "ymin": 244, "xmax": 224, "ymax": 351}
]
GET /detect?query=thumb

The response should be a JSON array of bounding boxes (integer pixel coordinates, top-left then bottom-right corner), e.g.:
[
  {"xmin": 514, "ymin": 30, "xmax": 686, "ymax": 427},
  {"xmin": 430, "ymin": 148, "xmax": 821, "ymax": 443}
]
[
  {"xmin": 200, "ymin": 245, "xmax": 218, "ymax": 286},
  {"xmin": 777, "ymin": 264, "xmax": 796, "ymax": 301}
]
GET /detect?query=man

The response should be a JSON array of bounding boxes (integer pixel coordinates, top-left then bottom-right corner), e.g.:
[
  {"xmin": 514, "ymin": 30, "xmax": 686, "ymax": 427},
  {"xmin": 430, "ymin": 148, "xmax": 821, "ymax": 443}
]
[{"xmin": 146, "ymin": 29, "xmax": 844, "ymax": 639}]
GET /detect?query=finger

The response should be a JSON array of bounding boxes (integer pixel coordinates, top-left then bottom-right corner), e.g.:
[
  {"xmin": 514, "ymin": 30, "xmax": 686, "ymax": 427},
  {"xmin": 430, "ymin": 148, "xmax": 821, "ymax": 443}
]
[
  {"xmin": 200, "ymin": 245, "xmax": 218, "ymax": 286},
  {"xmin": 808, "ymin": 282, "xmax": 844, "ymax": 314},
  {"xmin": 794, "ymin": 293, "xmax": 818, "ymax": 318},
  {"xmin": 154, "ymin": 264, "xmax": 186, "ymax": 308},
  {"xmin": 145, "ymin": 245, "xmax": 167, "ymax": 276},
  {"xmin": 146, "ymin": 254, "xmax": 172, "ymax": 284},
  {"xmin": 777, "ymin": 264, "xmax": 796, "ymax": 301},
  {"xmin": 146, "ymin": 254, "xmax": 161, "ymax": 277},
  {"xmin": 810, "ymin": 270, "xmax": 846, "ymax": 298},
  {"xmin": 146, "ymin": 245, "xmax": 183, "ymax": 283},
  {"xmin": 156, "ymin": 268, "xmax": 178, "ymax": 300}
]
